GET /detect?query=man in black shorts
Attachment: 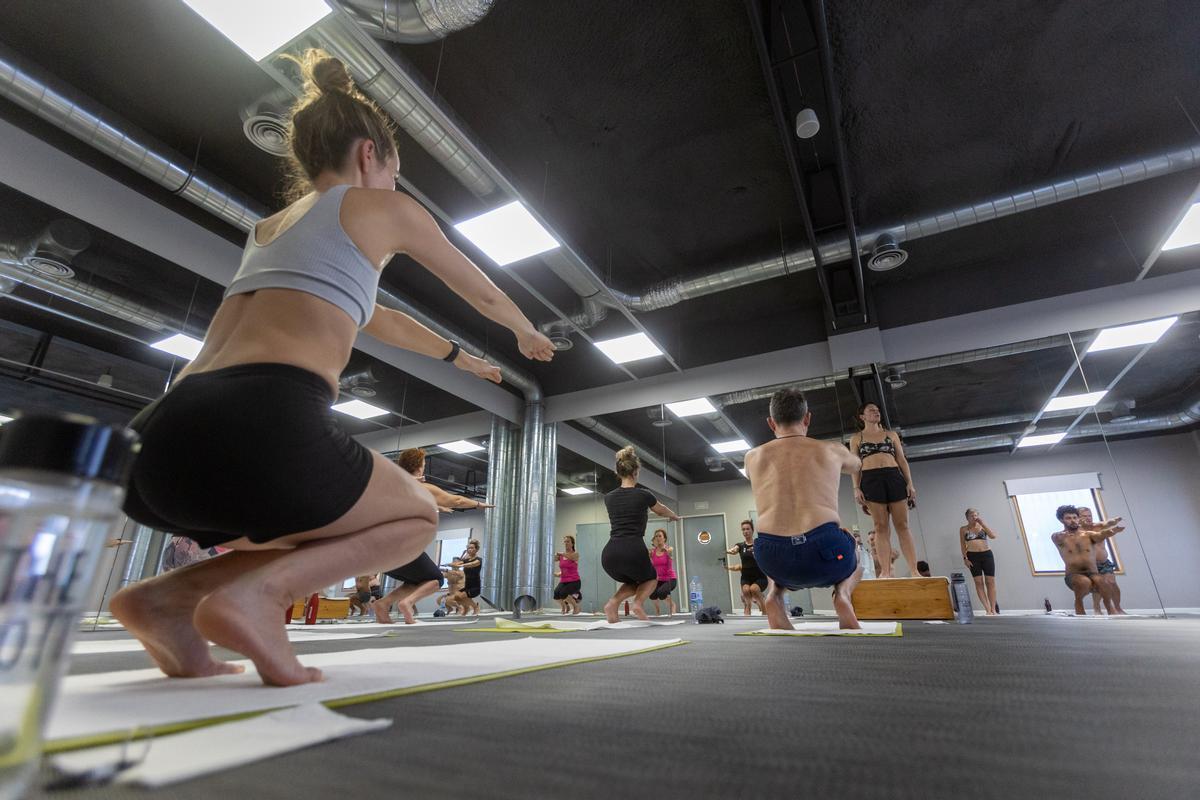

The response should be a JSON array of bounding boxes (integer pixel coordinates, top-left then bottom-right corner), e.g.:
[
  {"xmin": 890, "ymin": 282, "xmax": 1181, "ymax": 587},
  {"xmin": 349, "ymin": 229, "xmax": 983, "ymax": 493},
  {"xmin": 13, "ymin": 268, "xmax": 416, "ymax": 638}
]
[{"xmin": 1051, "ymin": 505, "xmax": 1124, "ymax": 615}]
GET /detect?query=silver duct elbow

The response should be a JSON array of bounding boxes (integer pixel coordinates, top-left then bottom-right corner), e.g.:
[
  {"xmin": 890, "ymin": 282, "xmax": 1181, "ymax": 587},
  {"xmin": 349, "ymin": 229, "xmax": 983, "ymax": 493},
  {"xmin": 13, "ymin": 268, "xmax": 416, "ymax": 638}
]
[{"xmin": 339, "ymin": 0, "xmax": 496, "ymax": 43}]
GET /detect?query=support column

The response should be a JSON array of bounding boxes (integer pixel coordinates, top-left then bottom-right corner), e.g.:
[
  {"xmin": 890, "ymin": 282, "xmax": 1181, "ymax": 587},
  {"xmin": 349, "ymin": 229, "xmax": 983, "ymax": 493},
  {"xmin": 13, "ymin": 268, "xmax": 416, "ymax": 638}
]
[{"xmin": 483, "ymin": 415, "xmax": 517, "ymax": 608}]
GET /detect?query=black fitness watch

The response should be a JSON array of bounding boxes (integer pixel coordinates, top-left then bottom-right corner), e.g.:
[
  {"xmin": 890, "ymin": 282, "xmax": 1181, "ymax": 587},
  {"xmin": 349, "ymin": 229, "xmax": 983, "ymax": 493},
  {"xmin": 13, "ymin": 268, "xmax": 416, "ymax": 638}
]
[{"xmin": 443, "ymin": 340, "xmax": 461, "ymax": 363}]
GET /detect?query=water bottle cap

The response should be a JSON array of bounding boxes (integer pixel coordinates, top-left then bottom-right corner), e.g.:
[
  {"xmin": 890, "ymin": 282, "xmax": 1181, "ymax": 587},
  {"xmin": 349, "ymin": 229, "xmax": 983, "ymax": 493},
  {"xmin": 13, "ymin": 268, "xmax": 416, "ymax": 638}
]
[{"xmin": 0, "ymin": 412, "xmax": 140, "ymax": 485}]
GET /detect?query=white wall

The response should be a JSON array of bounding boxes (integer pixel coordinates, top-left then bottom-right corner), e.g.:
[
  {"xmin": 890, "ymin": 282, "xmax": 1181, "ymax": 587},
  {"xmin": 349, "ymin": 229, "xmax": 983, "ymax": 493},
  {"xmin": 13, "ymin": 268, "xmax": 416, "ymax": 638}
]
[{"xmin": 667, "ymin": 432, "xmax": 1200, "ymax": 614}]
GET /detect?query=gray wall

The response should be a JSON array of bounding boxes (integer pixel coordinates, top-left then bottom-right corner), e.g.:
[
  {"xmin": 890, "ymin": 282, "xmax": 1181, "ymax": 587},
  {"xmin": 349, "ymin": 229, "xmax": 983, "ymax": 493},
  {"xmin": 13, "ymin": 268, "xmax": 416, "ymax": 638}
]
[{"xmin": 664, "ymin": 432, "xmax": 1200, "ymax": 613}]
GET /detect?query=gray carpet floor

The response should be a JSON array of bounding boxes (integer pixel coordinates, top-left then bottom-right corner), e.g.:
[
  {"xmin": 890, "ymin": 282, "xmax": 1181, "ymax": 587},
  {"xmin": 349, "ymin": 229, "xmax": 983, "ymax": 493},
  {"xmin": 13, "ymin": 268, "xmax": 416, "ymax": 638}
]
[{"xmin": 27, "ymin": 614, "xmax": 1200, "ymax": 799}]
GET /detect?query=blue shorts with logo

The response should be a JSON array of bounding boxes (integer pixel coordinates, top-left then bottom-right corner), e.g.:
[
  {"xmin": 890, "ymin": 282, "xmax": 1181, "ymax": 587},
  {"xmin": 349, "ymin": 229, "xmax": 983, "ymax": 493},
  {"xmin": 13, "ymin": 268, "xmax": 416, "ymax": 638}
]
[{"xmin": 753, "ymin": 522, "xmax": 858, "ymax": 591}]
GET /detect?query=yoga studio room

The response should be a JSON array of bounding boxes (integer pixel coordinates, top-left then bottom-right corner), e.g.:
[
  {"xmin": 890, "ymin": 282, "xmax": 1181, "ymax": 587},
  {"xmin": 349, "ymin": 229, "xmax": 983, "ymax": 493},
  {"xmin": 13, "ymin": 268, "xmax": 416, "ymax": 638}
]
[{"xmin": 2, "ymin": 1, "xmax": 1199, "ymax": 797}]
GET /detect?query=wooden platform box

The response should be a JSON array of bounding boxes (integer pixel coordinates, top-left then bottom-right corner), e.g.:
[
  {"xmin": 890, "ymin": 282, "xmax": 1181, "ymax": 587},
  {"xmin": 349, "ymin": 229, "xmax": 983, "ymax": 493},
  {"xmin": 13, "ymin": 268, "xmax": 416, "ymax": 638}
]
[
  {"xmin": 851, "ymin": 577, "xmax": 953, "ymax": 620},
  {"xmin": 290, "ymin": 596, "xmax": 351, "ymax": 621}
]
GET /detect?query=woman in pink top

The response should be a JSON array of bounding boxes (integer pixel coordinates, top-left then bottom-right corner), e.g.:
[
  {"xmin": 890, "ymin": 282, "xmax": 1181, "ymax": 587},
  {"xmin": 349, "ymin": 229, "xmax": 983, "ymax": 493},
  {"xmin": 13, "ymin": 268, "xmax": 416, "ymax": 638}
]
[
  {"xmin": 647, "ymin": 529, "xmax": 678, "ymax": 616},
  {"xmin": 553, "ymin": 535, "xmax": 583, "ymax": 615}
]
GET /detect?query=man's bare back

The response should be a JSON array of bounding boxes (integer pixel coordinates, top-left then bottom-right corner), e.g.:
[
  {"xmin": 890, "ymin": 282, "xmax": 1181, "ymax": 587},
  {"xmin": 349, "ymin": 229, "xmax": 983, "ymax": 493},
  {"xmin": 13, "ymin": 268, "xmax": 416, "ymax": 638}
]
[{"xmin": 746, "ymin": 436, "xmax": 857, "ymax": 534}]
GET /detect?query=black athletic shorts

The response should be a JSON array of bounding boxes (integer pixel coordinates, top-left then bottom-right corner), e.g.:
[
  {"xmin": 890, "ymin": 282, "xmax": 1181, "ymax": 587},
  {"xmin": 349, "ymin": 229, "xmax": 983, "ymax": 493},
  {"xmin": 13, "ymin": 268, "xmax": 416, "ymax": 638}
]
[
  {"xmin": 740, "ymin": 573, "xmax": 769, "ymax": 593},
  {"xmin": 464, "ymin": 587, "xmax": 481, "ymax": 599},
  {"xmin": 650, "ymin": 578, "xmax": 677, "ymax": 600},
  {"xmin": 601, "ymin": 536, "xmax": 657, "ymax": 585},
  {"xmin": 385, "ymin": 553, "xmax": 445, "ymax": 587},
  {"xmin": 966, "ymin": 550, "xmax": 995, "ymax": 578},
  {"xmin": 123, "ymin": 363, "xmax": 374, "ymax": 550},
  {"xmin": 355, "ymin": 590, "xmax": 372, "ymax": 604},
  {"xmin": 553, "ymin": 580, "xmax": 582, "ymax": 600},
  {"xmin": 860, "ymin": 467, "xmax": 908, "ymax": 504}
]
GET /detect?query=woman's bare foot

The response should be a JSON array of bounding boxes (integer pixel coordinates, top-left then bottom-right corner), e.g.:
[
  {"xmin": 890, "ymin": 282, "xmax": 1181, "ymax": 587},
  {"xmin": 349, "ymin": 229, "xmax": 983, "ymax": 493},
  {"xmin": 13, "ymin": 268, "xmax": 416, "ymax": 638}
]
[
  {"xmin": 603, "ymin": 598, "xmax": 620, "ymax": 624},
  {"xmin": 193, "ymin": 583, "xmax": 322, "ymax": 687},
  {"xmin": 832, "ymin": 588, "xmax": 862, "ymax": 630},
  {"xmin": 109, "ymin": 581, "xmax": 244, "ymax": 679},
  {"xmin": 764, "ymin": 592, "xmax": 794, "ymax": 630},
  {"xmin": 397, "ymin": 599, "xmax": 417, "ymax": 624},
  {"xmin": 631, "ymin": 602, "xmax": 649, "ymax": 621},
  {"xmin": 370, "ymin": 598, "xmax": 394, "ymax": 624}
]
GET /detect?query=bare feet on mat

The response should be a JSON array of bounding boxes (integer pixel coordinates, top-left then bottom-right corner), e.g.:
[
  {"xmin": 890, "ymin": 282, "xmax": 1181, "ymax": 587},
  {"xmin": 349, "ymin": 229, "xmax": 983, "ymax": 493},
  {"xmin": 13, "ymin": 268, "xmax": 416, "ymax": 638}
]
[
  {"xmin": 764, "ymin": 591, "xmax": 794, "ymax": 631},
  {"xmin": 193, "ymin": 583, "xmax": 322, "ymax": 686},
  {"xmin": 370, "ymin": 598, "xmax": 393, "ymax": 624},
  {"xmin": 832, "ymin": 587, "xmax": 862, "ymax": 630},
  {"xmin": 603, "ymin": 598, "xmax": 619, "ymax": 624},
  {"xmin": 397, "ymin": 599, "xmax": 417, "ymax": 625},
  {"xmin": 110, "ymin": 581, "xmax": 245, "ymax": 679}
]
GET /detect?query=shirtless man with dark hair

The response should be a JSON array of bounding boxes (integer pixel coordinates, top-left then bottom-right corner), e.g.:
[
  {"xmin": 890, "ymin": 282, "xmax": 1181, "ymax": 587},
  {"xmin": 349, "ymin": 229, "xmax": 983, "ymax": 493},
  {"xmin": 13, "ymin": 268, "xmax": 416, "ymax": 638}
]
[
  {"xmin": 744, "ymin": 387, "xmax": 863, "ymax": 630},
  {"xmin": 1051, "ymin": 505, "xmax": 1124, "ymax": 615},
  {"xmin": 1078, "ymin": 506, "xmax": 1126, "ymax": 615}
]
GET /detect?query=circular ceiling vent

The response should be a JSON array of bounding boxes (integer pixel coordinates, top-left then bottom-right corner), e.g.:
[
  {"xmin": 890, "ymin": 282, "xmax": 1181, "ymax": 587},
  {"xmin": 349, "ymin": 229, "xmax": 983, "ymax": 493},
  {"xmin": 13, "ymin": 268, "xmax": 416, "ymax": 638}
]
[
  {"xmin": 550, "ymin": 335, "xmax": 574, "ymax": 351},
  {"xmin": 867, "ymin": 233, "xmax": 908, "ymax": 272},
  {"xmin": 350, "ymin": 385, "xmax": 377, "ymax": 398},
  {"xmin": 242, "ymin": 113, "xmax": 290, "ymax": 156},
  {"xmin": 24, "ymin": 256, "xmax": 74, "ymax": 279},
  {"xmin": 883, "ymin": 367, "xmax": 907, "ymax": 389}
]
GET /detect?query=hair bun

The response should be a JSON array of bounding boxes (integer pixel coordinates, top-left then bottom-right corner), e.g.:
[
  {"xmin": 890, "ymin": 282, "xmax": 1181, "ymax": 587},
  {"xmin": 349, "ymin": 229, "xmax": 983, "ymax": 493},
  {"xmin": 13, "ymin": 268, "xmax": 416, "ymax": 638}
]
[{"xmin": 310, "ymin": 56, "xmax": 354, "ymax": 94}]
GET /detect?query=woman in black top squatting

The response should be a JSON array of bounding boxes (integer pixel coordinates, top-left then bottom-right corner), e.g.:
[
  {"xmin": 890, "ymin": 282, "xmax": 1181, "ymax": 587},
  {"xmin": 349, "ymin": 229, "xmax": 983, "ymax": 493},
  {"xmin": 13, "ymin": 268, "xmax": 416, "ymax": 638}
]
[{"xmin": 601, "ymin": 447, "xmax": 681, "ymax": 623}]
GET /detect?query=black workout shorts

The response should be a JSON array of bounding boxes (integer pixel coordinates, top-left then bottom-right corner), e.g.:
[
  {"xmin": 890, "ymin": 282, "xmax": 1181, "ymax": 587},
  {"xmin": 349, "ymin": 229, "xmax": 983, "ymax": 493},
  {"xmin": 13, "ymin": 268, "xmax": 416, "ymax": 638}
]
[
  {"xmin": 860, "ymin": 467, "xmax": 908, "ymax": 504},
  {"xmin": 553, "ymin": 580, "xmax": 583, "ymax": 600},
  {"xmin": 385, "ymin": 553, "xmax": 445, "ymax": 587},
  {"xmin": 650, "ymin": 578, "xmax": 677, "ymax": 600},
  {"xmin": 122, "ymin": 363, "xmax": 374, "ymax": 550},
  {"xmin": 740, "ymin": 573, "xmax": 769, "ymax": 593},
  {"xmin": 601, "ymin": 536, "xmax": 657, "ymax": 586},
  {"xmin": 966, "ymin": 550, "xmax": 995, "ymax": 578}
]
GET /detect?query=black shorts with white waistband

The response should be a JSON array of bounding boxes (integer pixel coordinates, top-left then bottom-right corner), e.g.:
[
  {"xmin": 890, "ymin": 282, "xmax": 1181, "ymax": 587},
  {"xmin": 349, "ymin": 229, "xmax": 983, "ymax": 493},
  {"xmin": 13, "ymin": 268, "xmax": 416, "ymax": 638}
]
[
  {"xmin": 860, "ymin": 467, "xmax": 908, "ymax": 504},
  {"xmin": 122, "ymin": 363, "xmax": 374, "ymax": 550}
]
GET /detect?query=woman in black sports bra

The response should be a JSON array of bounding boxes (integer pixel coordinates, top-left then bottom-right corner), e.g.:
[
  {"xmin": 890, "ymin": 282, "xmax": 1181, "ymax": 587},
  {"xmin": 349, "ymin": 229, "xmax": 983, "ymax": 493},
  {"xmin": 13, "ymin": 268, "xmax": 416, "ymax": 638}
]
[
  {"xmin": 959, "ymin": 508, "xmax": 998, "ymax": 615},
  {"xmin": 849, "ymin": 403, "xmax": 918, "ymax": 578}
]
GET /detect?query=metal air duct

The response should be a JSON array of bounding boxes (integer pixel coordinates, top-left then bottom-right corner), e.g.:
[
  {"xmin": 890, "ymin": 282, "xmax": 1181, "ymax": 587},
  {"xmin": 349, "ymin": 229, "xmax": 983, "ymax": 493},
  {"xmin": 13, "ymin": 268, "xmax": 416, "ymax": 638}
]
[{"xmin": 339, "ymin": 0, "xmax": 496, "ymax": 43}]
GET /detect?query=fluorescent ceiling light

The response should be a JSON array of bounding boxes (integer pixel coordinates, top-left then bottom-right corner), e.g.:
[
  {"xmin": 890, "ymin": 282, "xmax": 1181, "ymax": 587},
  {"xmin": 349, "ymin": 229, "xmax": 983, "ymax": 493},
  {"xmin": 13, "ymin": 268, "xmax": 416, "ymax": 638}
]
[
  {"xmin": 561, "ymin": 487, "xmax": 593, "ymax": 496},
  {"xmin": 712, "ymin": 439, "xmax": 750, "ymax": 454},
  {"xmin": 437, "ymin": 440, "xmax": 486, "ymax": 454},
  {"xmin": 1016, "ymin": 432, "xmax": 1067, "ymax": 448},
  {"xmin": 1162, "ymin": 202, "xmax": 1200, "ymax": 251},
  {"xmin": 593, "ymin": 332, "xmax": 664, "ymax": 364},
  {"xmin": 180, "ymin": 0, "xmax": 332, "ymax": 61},
  {"xmin": 0, "ymin": 414, "xmax": 13, "ymax": 425},
  {"xmin": 737, "ymin": 468, "xmax": 748, "ymax": 478},
  {"xmin": 453, "ymin": 201, "xmax": 560, "ymax": 266},
  {"xmin": 666, "ymin": 398, "xmax": 717, "ymax": 418},
  {"xmin": 1042, "ymin": 391, "xmax": 1108, "ymax": 413},
  {"xmin": 149, "ymin": 333, "xmax": 203, "ymax": 361},
  {"xmin": 331, "ymin": 399, "xmax": 389, "ymax": 419},
  {"xmin": 1087, "ymin": 316, "xmax": 1178, "ymax": 354}
]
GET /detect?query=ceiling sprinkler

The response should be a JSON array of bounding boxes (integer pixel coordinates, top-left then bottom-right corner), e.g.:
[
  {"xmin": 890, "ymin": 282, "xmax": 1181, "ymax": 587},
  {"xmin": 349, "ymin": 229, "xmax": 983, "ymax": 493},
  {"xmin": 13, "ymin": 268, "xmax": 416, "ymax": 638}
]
[
  {"xmin": 867, "ymin": 233, "xmax": 909, "ymax": 272},
  {"xmin": 883, "ymin": 367, "xmax": 907, "ymax": 389},
  {"xmin": 648, "ymin": 406, "xmax": 673, "ymax": 427}
]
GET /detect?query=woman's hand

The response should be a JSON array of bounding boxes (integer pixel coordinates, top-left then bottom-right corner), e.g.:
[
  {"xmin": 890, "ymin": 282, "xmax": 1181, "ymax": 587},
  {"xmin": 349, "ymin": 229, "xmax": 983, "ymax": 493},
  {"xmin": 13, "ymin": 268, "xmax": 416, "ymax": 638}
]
[
  {"xmin": 907, "ymin": 484, "xmax": 917, "ymax": 501},
  {"xmin": 854, "ymin": 487, "xmax": 866, "ymax": 506},
  {"xmin": 438, "ymin": 505, "xmax": 455, "ymax": 513},
  {"xmin": 517, "ymin": 328, "xmax": 555, "ymax": 361},
  {"xmin": 475, "ymin": 501, "xmax": 495, "ymax": 509},
  {"xmin": 454, "ymin": 351, "xmax": 502, "ymax": 383}
]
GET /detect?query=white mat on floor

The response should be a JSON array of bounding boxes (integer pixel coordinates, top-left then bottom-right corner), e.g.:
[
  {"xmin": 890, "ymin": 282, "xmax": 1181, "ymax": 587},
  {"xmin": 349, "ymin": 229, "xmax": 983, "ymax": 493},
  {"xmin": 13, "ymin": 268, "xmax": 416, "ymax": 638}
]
[
  {"xmin": 478, "ymin": 618, "xmax": 688, "ymax": 632},
  {"xmin": 738, "ymin": 621, "xmax": 900, "ymax": 636},
  {"xmin": 51, "ymin": 703, "xmax": 390, "ymax": 788},
  {"xmin": 46, "ymin": 637, "xmax": 684, "ymax": 746},
  {"xmin": 72, "ymin": 630, "xmax": 381, "ymax": 655},
  {"xmin": 287, "ymin": 618, "xmax": 478, "ymax": 630},
  {"xmin": 1046, "ymin": 618, "xmax": 1156, "ymax": 623}
]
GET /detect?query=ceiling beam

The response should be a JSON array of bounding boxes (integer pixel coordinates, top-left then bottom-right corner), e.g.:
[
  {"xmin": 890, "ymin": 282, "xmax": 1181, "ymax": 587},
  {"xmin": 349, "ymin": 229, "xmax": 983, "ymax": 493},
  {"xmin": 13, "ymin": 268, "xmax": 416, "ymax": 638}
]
[
  {"xmin": 0, "ymin": 116, "xmax": 527, "ymax": 423},
  {"xmin": 354, "ymin": 410, "xmax": 492, "ymax": 453},
  {"xmin": 557, "ymin": 422, "xmax": 678, "ymax": 501}
]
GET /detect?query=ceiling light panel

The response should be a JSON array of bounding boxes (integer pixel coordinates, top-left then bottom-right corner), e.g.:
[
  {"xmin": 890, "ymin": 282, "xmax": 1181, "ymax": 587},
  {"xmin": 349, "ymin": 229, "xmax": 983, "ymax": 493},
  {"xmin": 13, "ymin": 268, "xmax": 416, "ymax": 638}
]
[
  {"xmin": 180, "ymin": 0, "xmax": 332, "ymax": 61},
  {"xmin": 149, "ymin": 333, "xmax": 204, "ymax": 361},
  {"xmin": 331, "ymin": 399, "xmax": 389, "ymax": 419},
  {"xmin": 453, "ymin": 201, "xmax": 560, "ymax": 266},
  {"xmin": 1086, "ymin": 317, "xmax": 1178, "ymax": 354},
  {"xmin": 437, "ymin": 440, "xmax": 486, "ymax": 454},
  {"xmin": 1042, "ymin": 391, "xmax": 1108, "ymax": 413},
  {"xmin": 665, "ymin": 398, "xmax": 717, "ymax": 417},
  {"xmin": 593, "ymin": 333, "xmax": 664, "ymax": 364}
]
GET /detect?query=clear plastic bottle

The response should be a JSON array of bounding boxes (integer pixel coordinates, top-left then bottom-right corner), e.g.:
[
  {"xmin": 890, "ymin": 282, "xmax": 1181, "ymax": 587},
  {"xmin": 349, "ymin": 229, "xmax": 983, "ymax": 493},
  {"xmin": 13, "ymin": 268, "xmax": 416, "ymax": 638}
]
[
  {"xmin": 949, "ymin": 572, "xmax": 975, "ymax": 624},
  {"xmin": 0, "ymin": 413, "xmax": 138, "ymax": 800},
  {"xmin": 688, "ymin": 575, "xmax": 703, "ymax": 613}
]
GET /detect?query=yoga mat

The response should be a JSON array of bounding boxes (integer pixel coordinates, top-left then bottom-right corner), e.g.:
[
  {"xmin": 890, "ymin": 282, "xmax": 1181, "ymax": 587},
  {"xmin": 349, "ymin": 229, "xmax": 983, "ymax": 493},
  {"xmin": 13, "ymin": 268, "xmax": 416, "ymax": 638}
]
[
  {"xmin": 460, "ymin": 618, "xmax": 689, "ymax": 634},
  {"xmin": 287, "ymin": 618, "xmax": 478, "ymax": 630},
  {"xmin": 51, "ymin": 704, "xmax": 390, "ymax": 788},
  {"xmin": 1045, "ymin": 612, "xmax": 1152, "ymax": 619},
  {"xmin": 72, "ymin": 631, "xmax": 381, "ymax": 655},
  {"xmin": 46, "ymin": 637, "xmax": 686, "ymax": 751},
  {"xmin": 736, "ymin": 622, "xmax": 902, "ymax": 637}
]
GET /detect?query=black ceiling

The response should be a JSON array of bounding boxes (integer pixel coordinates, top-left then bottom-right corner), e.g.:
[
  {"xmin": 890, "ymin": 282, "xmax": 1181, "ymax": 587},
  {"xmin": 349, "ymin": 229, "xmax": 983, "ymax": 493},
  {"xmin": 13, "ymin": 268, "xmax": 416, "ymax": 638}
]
[{"xmin": 2, "ymin": 0, "xmax": 1199, "ymax": 483}]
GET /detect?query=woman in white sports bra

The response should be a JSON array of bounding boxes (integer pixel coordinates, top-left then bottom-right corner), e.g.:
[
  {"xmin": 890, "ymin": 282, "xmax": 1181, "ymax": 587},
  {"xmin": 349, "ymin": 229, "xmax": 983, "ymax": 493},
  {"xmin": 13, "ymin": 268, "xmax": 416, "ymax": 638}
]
[{"xmin": 111, "ymin": 50, "xmax": 553, "ymax": 686}]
